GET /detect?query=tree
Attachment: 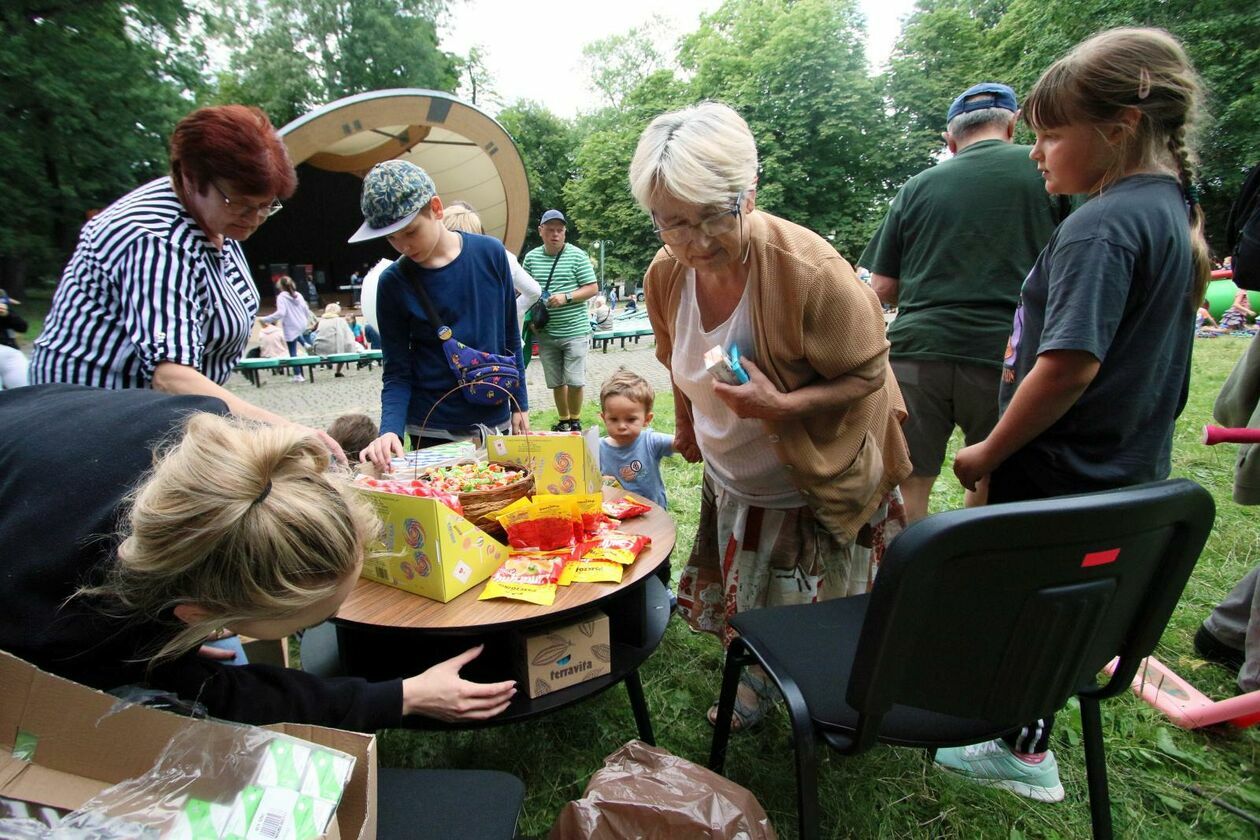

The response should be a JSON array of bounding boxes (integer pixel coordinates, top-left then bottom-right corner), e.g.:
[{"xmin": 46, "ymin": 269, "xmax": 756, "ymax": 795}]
[
  {"xmin": 564, "ymin": 71, "xmax": 692, "ymax": 286},
  {"xmin": 456, "ymin": 46, "xmax": 500, "ymax": 110},
  {"xmin": 884, "ymin": 0, "xmax": 1004, "ymax": 171},
  {"xmin": 0, "ymin": 1, "xmax": 206, "ymax": 294},
  {"xmin": 582, "ymin": 16, "xmax": 674, "ymax": 110},
  {"xmin": 885, "ymin": 0, "xmax": 1260, "ymax": 253},
  {"xmin": 209, "ymin": 0, "xmax": 459, "ymax": 127},
  {"xmin": 680, "ymin": 0, "xmax": 907, "ymax": 258},
  {"xmin": 497, "ymin": 100, "xmax": 581, "ymax": 255}
]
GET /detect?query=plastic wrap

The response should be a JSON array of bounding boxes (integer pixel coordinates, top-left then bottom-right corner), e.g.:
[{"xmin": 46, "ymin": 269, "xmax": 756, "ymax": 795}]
[
  {"xmin": 0, "ymin": 723, "xmax": 355, "ymax": 839},
  {"xmin": 549, "ymin": 740, "xmax": 777, "ymax": 840}
]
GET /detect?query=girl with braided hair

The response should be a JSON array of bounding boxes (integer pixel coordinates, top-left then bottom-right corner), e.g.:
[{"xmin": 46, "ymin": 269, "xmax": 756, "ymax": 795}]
[{"xmin": 946, "ymin": 27, "xmax": 1207, "ymax": 802}]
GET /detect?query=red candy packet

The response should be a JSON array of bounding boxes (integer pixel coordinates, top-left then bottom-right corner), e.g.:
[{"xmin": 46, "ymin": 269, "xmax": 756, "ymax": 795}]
[
  {"xmin": 496, "ymin": 497, "xmax": 580, "ymax": 550},
  {"xmin": 579, "ymin": 531, "xmax": 651, "ymax": 565},
  {"xmin": 602, "ymin": 494, "xmax": 652, "ymax": 520}
]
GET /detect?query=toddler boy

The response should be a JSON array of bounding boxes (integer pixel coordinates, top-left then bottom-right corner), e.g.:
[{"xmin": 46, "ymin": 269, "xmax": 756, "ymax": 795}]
[{"xmin": 598, "ymin": 369, "xmax": 676, "ymax": 508}]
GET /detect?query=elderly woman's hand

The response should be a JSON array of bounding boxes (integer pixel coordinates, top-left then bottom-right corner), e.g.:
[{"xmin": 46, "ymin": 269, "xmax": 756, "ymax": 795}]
[
  {"xmin": 673, "ymin": 423, "xmax": 702, "ymax": 463},
  {"xmin": 306, "ymin": 426, "xmax": 348, "ymax": 465},
  {"xmin": 712, "ymin": 358, "xmax": 786, "ymax": 421}
]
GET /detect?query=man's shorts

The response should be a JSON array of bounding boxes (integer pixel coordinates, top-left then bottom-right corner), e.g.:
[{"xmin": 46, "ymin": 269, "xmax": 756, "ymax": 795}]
[
  {"xmin": 891, "ymin": 358, "xmax": 1001, "ymax": 477},
  {"xmin": 538, "ymin": 334, "xmax": 590, "ymax": 388}
]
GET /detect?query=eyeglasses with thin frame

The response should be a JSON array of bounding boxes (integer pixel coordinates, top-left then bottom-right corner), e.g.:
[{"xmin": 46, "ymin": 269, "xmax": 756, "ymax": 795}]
[
  {"xmin": 652, "ymin": 192, "xmax": 743, "ymax": 245},
  {"xmin": 212, "ymin": 181, "xmax": 284, "ymax": 218}
]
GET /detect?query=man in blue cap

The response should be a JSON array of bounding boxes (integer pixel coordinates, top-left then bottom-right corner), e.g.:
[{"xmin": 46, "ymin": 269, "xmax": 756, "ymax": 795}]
[
  {"xmin": 860, "ymin": 83, "xmax": 1069, "ymax": 523},
  {"xmin": 521, "ymin": 209, "xmax": 599, "ymax": 431},
  {"xmin": 860, "ymin": 82, "xmax": 1072, "ymax": 803}
]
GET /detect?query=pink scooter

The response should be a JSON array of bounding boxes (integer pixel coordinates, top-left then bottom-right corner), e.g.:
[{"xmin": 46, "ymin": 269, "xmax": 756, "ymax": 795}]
[{"xmin": 1102, "ymin": 424, "xmax": 1259, "ymax": 729}]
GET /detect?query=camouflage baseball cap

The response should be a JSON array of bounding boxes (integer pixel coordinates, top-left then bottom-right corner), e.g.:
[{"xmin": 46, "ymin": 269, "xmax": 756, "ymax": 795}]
[{"xmin": 348, "ymin": 160, "xmax": 437, "ymax": 243}]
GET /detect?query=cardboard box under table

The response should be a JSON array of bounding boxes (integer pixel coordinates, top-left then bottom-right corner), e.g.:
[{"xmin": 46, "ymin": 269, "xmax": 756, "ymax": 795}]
[
  {"xmin": 0, "ymin": 650, "xmax": 376, "ymax": 840},
  {"xmin": 516, "ymin": 611, "xmax": 612, "ymax": 699}
]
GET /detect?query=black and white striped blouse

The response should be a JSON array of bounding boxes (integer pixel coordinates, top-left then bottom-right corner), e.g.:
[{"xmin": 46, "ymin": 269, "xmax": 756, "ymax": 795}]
[{"xmin": 30, "ymin": 177, "xmax": 259, "ymax": 389}]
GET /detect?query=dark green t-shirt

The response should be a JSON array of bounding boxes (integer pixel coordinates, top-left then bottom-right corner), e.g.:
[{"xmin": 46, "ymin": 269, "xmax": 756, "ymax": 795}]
[{"xmin": 860, "ymin": 140, "xmax": 1065, "ymax": 368}]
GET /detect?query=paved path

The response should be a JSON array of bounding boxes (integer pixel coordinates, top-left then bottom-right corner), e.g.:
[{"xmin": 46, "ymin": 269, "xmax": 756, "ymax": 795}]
[{"xmin": 224, "ymin": 339, "xmax": 669, "ymax": 430}]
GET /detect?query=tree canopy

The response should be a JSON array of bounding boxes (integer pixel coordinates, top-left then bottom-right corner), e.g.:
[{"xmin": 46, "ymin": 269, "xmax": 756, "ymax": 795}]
[
  {"xmin": 1, "ymin": 1, "xmax": 205, "ymax": 294},
  {"xmin": 887, "ymin": 0, "xmax": 1260, "ymax": 248},
  {"xmin": 4, "ymin": 0, "xmax": 1258, "ymax": 296}
]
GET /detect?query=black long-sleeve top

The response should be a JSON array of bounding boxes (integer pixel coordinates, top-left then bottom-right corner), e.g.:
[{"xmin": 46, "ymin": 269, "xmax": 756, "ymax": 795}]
[{"xmin": 0, "ymin": 384, "xmax": 402, "ymax": 731}]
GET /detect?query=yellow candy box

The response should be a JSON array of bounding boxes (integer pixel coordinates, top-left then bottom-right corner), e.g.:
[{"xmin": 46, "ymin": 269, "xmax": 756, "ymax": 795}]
[
  {"xmin": 486, "ymin": 428, "xmax": 601, "ymax": 495},
  {"xmin": 355, "ymin": 484, "xmax": 511, "ymax": 602}
]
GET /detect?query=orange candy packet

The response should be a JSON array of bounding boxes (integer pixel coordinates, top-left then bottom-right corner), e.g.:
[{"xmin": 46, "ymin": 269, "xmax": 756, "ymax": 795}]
[
  {"xmin": 495, "ymin": 496, "xmax": 580, "ymax": 550},
  {"xmin": 478, "ymin": 552, "xmax": 570, "ymax": 605}
]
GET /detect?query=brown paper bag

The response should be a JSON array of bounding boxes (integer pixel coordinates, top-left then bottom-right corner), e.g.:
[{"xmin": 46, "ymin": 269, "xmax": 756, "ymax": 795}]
[{"xmin": 549, "ymin": 740, "xmax": 777, "ymax": 839}]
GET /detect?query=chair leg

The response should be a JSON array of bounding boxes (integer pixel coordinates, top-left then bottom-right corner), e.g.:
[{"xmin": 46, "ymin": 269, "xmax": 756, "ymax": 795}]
[
  {"xmin": 1080, "ymin": 696, "xmax": 1113, "ymax": 840},
  {"xmin": 708, "ymin": 642, "xmax": 749, "ymax": 773},
  {"xmin": 786, "ymin": 687, "xmax": 821, "ymax": 840}
]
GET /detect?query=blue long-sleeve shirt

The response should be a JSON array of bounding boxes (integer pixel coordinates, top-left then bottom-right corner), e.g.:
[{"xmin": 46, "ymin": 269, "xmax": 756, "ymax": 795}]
[{"xmin": 378, "ymin": 232, "xmax": 527, "ymax": 438}]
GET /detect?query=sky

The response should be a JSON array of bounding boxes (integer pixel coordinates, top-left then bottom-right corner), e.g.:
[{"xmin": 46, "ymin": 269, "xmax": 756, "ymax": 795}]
[{"xmin": 438, "ymin": 0, "xmax": 919, "ymax": 118}]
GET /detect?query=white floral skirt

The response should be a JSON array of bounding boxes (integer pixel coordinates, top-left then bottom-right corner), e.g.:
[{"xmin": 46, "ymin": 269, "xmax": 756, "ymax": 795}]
[{"xmin": 677, "ymin": 470, "xmax": 905, "ymax": 646}]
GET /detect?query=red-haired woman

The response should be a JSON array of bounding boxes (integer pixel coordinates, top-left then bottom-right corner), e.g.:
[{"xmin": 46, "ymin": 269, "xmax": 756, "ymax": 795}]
[{"xmin": 30, "ymin": 105, "xmax": 344, "ymax": 459}]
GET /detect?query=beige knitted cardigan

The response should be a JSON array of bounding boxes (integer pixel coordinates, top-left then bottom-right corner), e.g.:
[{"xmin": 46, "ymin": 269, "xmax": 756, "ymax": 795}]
[{"xmin": 645, "ymin": 210, "xmax": 912, "ymax": 542}]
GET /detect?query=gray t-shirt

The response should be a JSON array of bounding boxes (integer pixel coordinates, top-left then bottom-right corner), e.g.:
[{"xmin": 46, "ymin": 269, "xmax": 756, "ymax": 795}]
[{"xmin": 999, "ymin": 174, "xmax": 1194, "ymax": 487}]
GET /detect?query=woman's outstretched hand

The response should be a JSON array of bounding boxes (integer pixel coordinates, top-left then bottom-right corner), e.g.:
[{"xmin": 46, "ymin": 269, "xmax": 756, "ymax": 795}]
[{"xmin": 401, "ymin": 645, "xmax": 517, "ymax": 722}]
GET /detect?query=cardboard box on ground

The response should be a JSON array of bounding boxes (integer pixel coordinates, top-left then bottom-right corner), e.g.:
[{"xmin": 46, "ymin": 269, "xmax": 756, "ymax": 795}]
[
  {"xmin": 356, "ymin": 429, "xmax": 601, "ymax": 602},
  {"xmin": 0, "ymin": 650, "xmax": 377, "ymax": 840}
]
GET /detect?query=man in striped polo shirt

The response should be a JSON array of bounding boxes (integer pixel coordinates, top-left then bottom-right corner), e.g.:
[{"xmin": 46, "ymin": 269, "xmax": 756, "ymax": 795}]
[{"xmin": 522, "ymin": 210, "xmax": 598, "ymax": 430}]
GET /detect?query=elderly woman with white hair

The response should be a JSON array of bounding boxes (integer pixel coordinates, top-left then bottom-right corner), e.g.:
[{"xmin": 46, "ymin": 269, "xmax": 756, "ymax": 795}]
[{"xmin": 630, "ymin": 101, "xmax": 912, "ymax": 730}]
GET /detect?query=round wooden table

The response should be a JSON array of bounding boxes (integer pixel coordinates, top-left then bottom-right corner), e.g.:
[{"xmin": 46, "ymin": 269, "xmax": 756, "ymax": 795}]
[{"xmin": 331, "ymin": 491, "xmax": 677, "ymax": 740}]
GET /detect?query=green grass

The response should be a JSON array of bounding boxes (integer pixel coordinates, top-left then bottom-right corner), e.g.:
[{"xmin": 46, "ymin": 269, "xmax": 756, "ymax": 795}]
[{"xmin": 365, "ymin": 339, "xmax": 1260, "ymax": 839}]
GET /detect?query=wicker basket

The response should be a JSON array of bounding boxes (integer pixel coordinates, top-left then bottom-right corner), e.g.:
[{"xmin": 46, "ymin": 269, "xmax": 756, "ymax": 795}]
[{"xmin": 424, "ymin": 461, "xmax": 534, "ymax": 541}]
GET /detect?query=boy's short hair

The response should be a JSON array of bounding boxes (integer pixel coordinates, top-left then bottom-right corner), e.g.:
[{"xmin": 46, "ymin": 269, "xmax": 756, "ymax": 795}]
[
  {"xmin": 600, "ymin": 368, "xmax": 654, "ymax": 413},
  {"xmin": 327, "ymin": 413, "xmax": 378, "ymax": 462}
]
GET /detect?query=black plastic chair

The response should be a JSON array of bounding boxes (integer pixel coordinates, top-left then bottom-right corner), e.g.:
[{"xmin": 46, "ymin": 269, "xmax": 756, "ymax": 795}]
[
  {"xmin": 377, "ymin": 767, "xmax": 525, "ymax": 838},
  {"xmin": 708, "ymin": 479, "xmax": 1214, "ymax": 840},
  {"xmin": 304, "ymin": 628, "xmax": 526, "ymax": 838}
]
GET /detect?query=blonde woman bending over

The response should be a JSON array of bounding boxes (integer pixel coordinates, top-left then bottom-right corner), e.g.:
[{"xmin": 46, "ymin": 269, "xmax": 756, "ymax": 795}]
[{"xmin": 0, "ymin": 384, "xmax": 515, "ymax": 730}]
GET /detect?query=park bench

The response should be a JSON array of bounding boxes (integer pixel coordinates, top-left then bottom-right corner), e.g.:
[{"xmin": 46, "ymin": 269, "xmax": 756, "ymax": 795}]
[
  {"xmin": 592, "ymin": 318, "xmax": 654, "ymax": 353},
  {"xmin": 236, "ymin": 355, "xmax": 321, "ymax": 386}
]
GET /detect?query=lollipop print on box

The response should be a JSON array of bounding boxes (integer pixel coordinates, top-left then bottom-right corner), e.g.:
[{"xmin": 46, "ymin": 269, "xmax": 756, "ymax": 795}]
[
  {"xmin": 488, "ymin": 427, "xmax": 602, "ymax": 496},
  {"xmin": 403, "ymin": 518, "xmax": 425, "ymax": 550}
]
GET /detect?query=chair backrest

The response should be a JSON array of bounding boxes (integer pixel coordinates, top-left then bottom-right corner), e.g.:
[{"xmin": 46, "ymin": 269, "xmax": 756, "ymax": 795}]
[{"xmin": 846, "ymin": 479, "xmax": 1214, "ymax": 731}]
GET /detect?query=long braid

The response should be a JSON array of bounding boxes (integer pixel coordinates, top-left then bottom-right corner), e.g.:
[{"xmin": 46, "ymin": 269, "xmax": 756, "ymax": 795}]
[{"xmin": 1167, "ymin": 126, "xmax": 1211, "ymax": 307}]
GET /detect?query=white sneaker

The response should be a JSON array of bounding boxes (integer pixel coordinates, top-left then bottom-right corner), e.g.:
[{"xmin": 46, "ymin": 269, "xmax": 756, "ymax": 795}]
[{"xmin": 291, "ymin": 374, "xmax": 305, "ymax": 383}]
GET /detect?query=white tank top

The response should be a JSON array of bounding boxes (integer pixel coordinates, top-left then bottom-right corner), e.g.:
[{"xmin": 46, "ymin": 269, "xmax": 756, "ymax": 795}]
[{"xmin": 672, "ymin": 268, "xmax": 802, "ymax": 508}]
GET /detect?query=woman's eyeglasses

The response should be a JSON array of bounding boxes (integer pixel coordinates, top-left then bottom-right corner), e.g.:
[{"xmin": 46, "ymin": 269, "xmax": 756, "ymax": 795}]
[
  {"xmin": 652, "ymin": 193, "xmax": 743, "ymax": 245},
  {"xmin": 213, "ymin": 182, "xmax": 284, "ymax": 218}
]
